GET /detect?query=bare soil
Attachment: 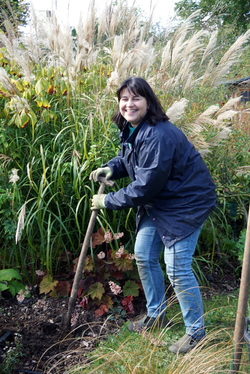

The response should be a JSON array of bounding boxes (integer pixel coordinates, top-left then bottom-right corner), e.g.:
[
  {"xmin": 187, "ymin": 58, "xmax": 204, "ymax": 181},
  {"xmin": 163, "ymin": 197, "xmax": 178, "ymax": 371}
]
[{"xmin": 0, "ymin": 272, "xmax": 239, "ymax": 374}]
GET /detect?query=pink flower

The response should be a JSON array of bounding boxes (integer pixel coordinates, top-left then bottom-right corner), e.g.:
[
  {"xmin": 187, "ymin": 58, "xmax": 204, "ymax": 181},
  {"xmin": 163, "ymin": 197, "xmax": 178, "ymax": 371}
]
[
  {"xmin": 36, "ymin": 270, "xmax": 45, "ymax": 276},
  {"xmin": 97, "ymin": 251, "xmax": 105, "ymax": 259},
  {"xmin": 16, "ymin": 290, "xmax": 25, "ymax": 303},
  {"xmin": 80, "ymin": 296, "xmax": 88, "ymax": 308},
  {"xmin": 113, "ymin": 232, "xmax": 124, "ymax": 240},
  {"xmin": 16, "ymin": 286, "xmax": 31, "ymax": 303},
  {"xmin": 109, "ymin": 281, "xmax": 122, "ymax": 295},
  {"xmin": 115, "ymin": 245, "xmax": 124, "ymax": 258},
  {"xmin": 104, "ymin": 230, "xmax": 113, "ymax": 243}
]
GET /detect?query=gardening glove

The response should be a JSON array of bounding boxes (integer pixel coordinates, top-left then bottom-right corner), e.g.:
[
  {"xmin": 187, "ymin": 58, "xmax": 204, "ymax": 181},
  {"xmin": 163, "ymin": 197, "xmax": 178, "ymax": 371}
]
[
  {"xmin": 91, "ymin": 194, "xmax": 107, "ymax": 210},
  {"xmin": 89, "ymin": 167, "xmax": 113, "ymax": 184}
]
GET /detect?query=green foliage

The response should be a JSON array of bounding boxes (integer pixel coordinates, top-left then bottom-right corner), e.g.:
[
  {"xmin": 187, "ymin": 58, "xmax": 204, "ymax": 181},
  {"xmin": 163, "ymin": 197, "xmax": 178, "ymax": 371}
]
[
  {"xmin": 236, "ymin": 228, "xmax": 247, "ymax": 261},
  {"xmin": 65, "ymin": 291, "xmax": 250, "ymax": 374},
  {"xmin": 0, "ymin": 1, "xmax": 249, "ymax": 299},
  {"xmin": 175, "ymin": 0, "xmax": 250, "ymax": 35},
  {"xmin": 0, "ymin": 333, "xmax": 23, "ymax": 374},
  {"xmin": 0, "ymin": 0, "xmax": 30, "ymax": 33},
  {"xmin": 76, "ymin": 228, "xmax": 140, "ymax": 317},
  {"xmin": 0, "ymin": 268, "xmax": 26, "ymax": 296}
]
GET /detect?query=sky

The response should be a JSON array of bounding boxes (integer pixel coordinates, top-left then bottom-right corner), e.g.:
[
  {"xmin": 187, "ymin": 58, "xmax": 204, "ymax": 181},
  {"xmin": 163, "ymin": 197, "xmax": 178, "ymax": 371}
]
[{"xmin": 29, "ymin": 0, "xmax": 178, "ymax": 28}]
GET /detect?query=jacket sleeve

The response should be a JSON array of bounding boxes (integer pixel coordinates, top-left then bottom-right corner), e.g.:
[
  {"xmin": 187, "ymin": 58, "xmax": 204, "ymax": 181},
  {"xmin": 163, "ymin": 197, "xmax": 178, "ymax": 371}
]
[
  {"xmin": 105, "ymin": 129, "xmax": 176, "ymax": 210},
  {"xmin": 103, "ymin": 153, "xmax": 129, "ymax": 180}
]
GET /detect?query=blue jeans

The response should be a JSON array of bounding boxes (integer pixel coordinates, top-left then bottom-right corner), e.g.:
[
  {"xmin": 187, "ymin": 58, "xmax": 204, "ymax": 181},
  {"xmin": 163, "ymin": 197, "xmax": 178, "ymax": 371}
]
[{"xmin": 134, "ymin": 215, "xmax": 205, "ymax": 339}]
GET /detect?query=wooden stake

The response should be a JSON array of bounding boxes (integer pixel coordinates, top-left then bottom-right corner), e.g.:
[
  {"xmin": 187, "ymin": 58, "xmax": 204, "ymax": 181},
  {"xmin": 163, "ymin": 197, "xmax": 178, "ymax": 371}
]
[{"xmin": 230, "ymin": 204, "xmax": 250, "ymax": 373}]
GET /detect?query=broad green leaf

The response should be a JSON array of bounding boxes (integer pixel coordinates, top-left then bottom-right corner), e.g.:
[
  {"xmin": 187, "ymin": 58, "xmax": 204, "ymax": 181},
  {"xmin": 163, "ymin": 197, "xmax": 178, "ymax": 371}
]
[
  {"xmin": 88, "ymin": 282, "xmax": 105, "ymax": 300},
  {"xmin": 41, "ymin": 109, "xmax": 57, "ymax": 123},
  {"xmin": 123, "ymin": 280, "xmax": 139, "ymax": 297},
  {"xmin": 0, "ymin": 269, "xmax": 22, "ymax": 282},
  {"xmin": 0, "ymin": 282, "xmax": 9, "ymax": 292},
  {"xmin": 8, "ymin": 280, "xmax": 25, "ymax": 296},
  {"xmin": 35, "ymin": 98, "xmax": 51, "ymax": 108},
  {"xmin": 19, "ymin": 110, "xmax": 30, "ymax": 128},
  {"xmin": 39, "ymin": 275, "xmax": 58, "ymax": 294},
  {"xmin": 35, "ymin": 78, "xmax": 50, "ymax": 95},
  {"xmin": 28, "ymin": 110, "xmax": 38, "ymax": 126}
]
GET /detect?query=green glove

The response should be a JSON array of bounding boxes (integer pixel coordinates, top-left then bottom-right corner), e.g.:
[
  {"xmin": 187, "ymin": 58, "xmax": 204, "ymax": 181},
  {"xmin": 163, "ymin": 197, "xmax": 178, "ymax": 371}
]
[
  {"xmin": 91, "ymin": 194, "xmax": 107, "ymax": 210},
  {"xmin": 89, "ymin": 167, "xmax": 113, "ymax": 183}
]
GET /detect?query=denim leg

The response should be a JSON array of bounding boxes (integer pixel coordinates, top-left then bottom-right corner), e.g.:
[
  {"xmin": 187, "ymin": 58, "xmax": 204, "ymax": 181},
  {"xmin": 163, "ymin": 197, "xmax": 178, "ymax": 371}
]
[
  {"xmin": 134, "ymin": 215, "xmax": 166, "ymax": 317},
  {"xmin": 164, "ymin": 227, "xmax": 205, "ymax": 339}
]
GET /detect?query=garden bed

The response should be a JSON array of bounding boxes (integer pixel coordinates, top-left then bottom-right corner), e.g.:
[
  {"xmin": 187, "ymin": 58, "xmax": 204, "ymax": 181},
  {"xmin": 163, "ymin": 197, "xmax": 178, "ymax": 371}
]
[{"xmin": 0, "ymin": 270, "xmax": 239, "ymax": 374}]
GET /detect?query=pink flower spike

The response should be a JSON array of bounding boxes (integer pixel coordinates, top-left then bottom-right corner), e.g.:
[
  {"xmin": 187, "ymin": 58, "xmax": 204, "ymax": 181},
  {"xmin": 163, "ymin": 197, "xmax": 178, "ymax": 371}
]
[
  {"xmin": 104, "ymin": 230, "xmax": 113, "ymax": 243},
  {"xmin": 115, "ymin": 245, "xmax": 125, "ymax": 258},
  {"xmin": 108, "ymin": 281, "xmax": 122, "ymax": 295}
]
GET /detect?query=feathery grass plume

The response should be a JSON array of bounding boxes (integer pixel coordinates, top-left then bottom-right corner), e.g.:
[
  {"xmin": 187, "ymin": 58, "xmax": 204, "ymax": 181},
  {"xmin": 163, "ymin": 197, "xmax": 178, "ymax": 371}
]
[
  {"xmin": 106, "ymin": 70, "xmax": 120, "ymax": 91},
  {"xmin": 96, "ymin": 0, "xmax": 112, "ymax": 43},
  {"xmin": 160, "ymin": 10, "xmax": 201, "ymax": 71},
  {"xmin": 183, "ymin": 99, "xmax": 237, "ymax": 154},
  {"xmin": 46, "ymin": 15, "xmax": 74, "ymax": 72},
  {"xmin": 0, "ymin": 33, "xmax": 34, "ymax": 82},
  {"xmin": 160, "ymin": 39, "xmax": 172, "ymax": 70},
  {"xmin": 106, "ymin": 36, "xmax": 155, "ymax": 90},
  {"xmin": 105, "ymin": 3, "xmax": 155, "ymax": 89},
  {"xmin": 215, "ymin": 96, "xmax": 242, "ymax": 116},
  {"xmin": 0, "ymin": 67, "xmax": 20, "ymax": 96},
  {"xmin": 83, "ymin": 0, "xmax": 96, "ymax": 48},
  {"xmin": 236, "ymin": 166, "xmax": 250, "ymax": 177},
  {"xmin": 173, "ymin": 55, "xmax": 195, "ymax": 89},
  {"xmin": 216, "ymin": 110, "xmax": 239, "ymax": 124},
  {"xmin": 166, "ymin": 98, "xmax": 189, "ymax": 123},
  {"xmin": 198, "ymin": 105, "xmax": 220, "ymax": 119},
  {"xmin": 208, "ymin": 127, "xmax": 232, "ymax": 146},
  {"xmin": 160, "ymin": 15, "xmax": 216, "ymax": 92},
  {"xmin": 0, "ymin": 17, "xmax": 35, "ymax": 82},
  {"xmin": 97, "ymin": 0, "xmax": 135, "ymax": 43},
  {"xmin": 208, "ymin": 29, "xmax": 250, "ymax": 86},
  {"xmin": 200, "ymin": 30, "xmax": 218, "ymax": 66},
  {"xmin": 15, "ymin": 202, "xmax": 26, "ymax": 244},
  {"xmin": 75, "ymin": 19, "xmax": 97, "ymax": 71},
  {"xmin": 174, "ymin": 28, "xmax": 207, "ymax": 88},
  {"xmin": 182, "ymin": 29, "xmax": 210, "ymax": 60},
  {"xmin": 19, "ymin": 8, "xmax": 46, "ymax": 66},
  {"xmin": 202, "ymin": 57, "xmax": 216, "ymax": 84},
  {"xmin": 183, "ymin": 71, "xmax": 197, "ymax": 91},
  {"xmin": 0, "ymin": 154, "xmax": 12, "ymax": 168}
]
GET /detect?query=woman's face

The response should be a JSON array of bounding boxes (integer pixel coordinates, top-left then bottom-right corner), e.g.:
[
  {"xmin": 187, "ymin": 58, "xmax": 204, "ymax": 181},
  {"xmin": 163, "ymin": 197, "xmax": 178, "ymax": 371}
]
[{"xmin": 119, "ymin": 88, "xmax": 148, "ymax": 127}]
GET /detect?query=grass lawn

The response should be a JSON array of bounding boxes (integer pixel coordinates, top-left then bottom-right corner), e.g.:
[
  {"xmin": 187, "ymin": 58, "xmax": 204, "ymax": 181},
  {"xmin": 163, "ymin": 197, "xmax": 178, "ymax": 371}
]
[{"xmin": 66, "ymin": 290, "xmax": 250, "ymax": 373}]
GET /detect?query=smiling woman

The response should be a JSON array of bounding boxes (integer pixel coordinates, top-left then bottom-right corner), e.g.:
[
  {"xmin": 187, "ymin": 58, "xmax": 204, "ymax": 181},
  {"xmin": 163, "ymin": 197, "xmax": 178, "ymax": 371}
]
[
  {"xmin": 90, "ymin": 76, "xmax": 217, "ymax": 353},
  {"xmin": 119, "ymin": 88, "xmax": 148, "ymax": 127}
]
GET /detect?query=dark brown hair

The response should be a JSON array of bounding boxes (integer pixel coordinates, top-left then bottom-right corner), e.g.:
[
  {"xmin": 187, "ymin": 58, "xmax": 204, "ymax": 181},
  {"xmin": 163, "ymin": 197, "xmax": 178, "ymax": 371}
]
[{"xmin": 112, "ymin": 77, "xmax": 169, "ymax": 130}]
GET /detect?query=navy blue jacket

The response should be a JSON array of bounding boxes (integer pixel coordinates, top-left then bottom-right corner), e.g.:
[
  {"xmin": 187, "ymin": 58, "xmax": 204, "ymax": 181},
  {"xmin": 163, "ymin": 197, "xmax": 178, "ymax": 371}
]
[{"xmin": 104, "ymin": 119, "xmax": 216, "ymax": 247}]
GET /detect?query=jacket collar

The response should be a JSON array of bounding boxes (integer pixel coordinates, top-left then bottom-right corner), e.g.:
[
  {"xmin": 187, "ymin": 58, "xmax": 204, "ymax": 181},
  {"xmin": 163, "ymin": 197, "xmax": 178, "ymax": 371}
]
[{"xmin": 121, "ymin": 115, "xmax": 148, "ymax": 143}]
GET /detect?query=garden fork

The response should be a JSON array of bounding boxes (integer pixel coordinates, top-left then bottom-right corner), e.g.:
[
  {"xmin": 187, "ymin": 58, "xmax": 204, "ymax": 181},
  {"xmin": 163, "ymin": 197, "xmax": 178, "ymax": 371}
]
[{"xmin": 62, "ymin": 177, "xmax": 114, "ymax": 331}]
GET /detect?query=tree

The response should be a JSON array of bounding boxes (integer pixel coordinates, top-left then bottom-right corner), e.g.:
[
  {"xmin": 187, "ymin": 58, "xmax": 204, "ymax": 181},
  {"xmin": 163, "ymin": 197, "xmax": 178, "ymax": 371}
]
[
  {"xmin": 174, "ymin": 0, "xmax": 250, "ymax": 34},
  {"xmin": 0, "ymin": 0, "xmax": 30, "ymax": 33}
]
